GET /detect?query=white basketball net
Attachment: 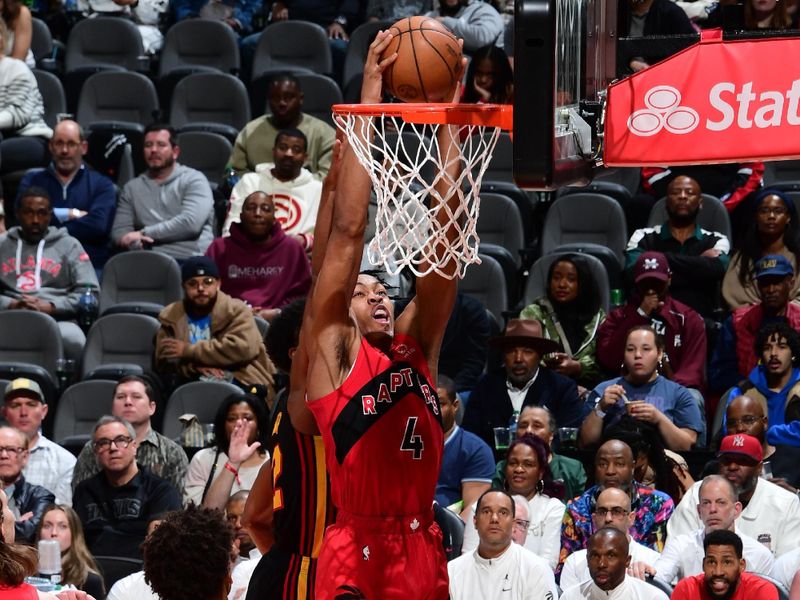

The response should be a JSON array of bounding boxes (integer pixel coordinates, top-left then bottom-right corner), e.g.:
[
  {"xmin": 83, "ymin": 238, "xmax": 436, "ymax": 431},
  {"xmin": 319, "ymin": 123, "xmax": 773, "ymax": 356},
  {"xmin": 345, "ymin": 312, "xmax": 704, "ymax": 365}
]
[{"xmin": 335, "ymin": 110, "xmax": 504, "ymax": 280}]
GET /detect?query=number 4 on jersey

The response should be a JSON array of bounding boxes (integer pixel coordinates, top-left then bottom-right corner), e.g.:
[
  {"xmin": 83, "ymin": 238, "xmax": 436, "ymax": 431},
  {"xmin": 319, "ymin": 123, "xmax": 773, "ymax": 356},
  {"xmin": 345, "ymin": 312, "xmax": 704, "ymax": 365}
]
[{"xmin": 401, "ymin": 416, "xmax": 424, "ymax": 459}]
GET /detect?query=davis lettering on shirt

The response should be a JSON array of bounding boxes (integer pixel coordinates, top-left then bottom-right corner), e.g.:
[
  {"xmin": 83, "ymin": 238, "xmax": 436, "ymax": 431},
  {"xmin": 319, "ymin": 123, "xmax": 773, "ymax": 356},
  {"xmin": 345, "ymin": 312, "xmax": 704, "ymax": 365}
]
[
  {"xmin": 227, "ymin": 264, "xmax": 285, "ymax": 279},
  {"xmin": 84, "ymin": 498, "xmax": 144, "ymax": 523},
  {"xmin": 1, "ymin": 256, "xmax": 62, "ymax": 277}
]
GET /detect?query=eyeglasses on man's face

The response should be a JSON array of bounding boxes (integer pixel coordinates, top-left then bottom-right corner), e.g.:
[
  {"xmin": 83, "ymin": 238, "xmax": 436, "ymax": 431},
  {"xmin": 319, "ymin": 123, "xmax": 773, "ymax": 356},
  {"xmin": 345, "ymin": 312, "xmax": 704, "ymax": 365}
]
[{"xmin": 93, "ymin": 435, "xmax": 133, "ymax": 452}]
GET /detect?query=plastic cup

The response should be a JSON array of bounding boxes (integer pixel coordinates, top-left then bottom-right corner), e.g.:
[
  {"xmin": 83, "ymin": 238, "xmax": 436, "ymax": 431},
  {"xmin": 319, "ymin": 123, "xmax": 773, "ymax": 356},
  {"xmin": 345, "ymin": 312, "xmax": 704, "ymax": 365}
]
[
  {"xmin": 625, "ymin": 400, "xmax": 645, "ymax": 416},
  {"xmin": 493, "ymin": 427, "xmax": 511, "ymax": 451},
  {"xmin": 558, "ymin": 427, "xmax": 579, "ymax": 448},
  {"xmin": 37, "ymin": 539, "xmax": 61, "ymax": 583}
]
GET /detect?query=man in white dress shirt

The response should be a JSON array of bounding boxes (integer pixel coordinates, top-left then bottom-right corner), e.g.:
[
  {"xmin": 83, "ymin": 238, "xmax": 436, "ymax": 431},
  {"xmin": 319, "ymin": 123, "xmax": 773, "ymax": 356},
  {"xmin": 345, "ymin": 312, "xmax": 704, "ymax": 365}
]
[
  {"xmin": 560, "ymin": 488, "xmax": 661, "ymax": 590},
  {"xmin": 448, "ymin": 489, "xmax": 558, "ymax": 600},
  {"xmin": 561, "ymin": 529, "xmax": 669, "ymax": 600},
  {"xmin": 655, "ymin": 474, "xmax": 774, "ymax": 583},
  {"xmin": 667, "ymin": 433, "xmax": 800, "ymax": 556}
]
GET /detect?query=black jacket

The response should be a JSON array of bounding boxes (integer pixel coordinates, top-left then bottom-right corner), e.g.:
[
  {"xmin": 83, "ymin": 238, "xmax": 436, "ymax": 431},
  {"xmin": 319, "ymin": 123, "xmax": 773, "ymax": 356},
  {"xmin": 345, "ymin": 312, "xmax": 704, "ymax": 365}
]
[
  {"xmin": 462, "ymin": 367, "xmax": 587, "ymax": 450},
  {"xmin": 11, "ymin": 474, "xmax": 55, "ymax": 543}
]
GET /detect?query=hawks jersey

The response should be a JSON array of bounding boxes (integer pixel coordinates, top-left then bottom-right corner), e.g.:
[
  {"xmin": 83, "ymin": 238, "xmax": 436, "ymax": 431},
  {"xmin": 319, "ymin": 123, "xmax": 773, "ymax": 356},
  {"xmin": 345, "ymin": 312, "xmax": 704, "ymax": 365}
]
[
  {"xmin": 307, "ymin": 333, "xmax": 444, "ymax": 517},
  {"xmin": 270, "ymin": 397, "xmax": 334, "ymax": 557}
]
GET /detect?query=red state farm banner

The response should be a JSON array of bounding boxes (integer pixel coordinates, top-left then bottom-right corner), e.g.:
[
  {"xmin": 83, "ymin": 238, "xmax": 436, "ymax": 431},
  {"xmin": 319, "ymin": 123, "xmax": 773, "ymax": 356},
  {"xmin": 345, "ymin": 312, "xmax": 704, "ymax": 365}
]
[{"xmin": 604, "ymin": 31, "xmax": 800, "ymax": 166}]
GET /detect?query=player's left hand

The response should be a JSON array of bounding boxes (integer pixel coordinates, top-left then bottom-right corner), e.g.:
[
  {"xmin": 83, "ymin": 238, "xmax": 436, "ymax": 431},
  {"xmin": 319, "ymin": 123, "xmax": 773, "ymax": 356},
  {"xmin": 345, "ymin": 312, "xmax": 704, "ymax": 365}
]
[
  {"xmin": 361, "ymin": 30, "xmax": 397, "ymax": 104},
  {"xmin": 227, "ymin": 418, "xmax": 262, "ymax": 464}
]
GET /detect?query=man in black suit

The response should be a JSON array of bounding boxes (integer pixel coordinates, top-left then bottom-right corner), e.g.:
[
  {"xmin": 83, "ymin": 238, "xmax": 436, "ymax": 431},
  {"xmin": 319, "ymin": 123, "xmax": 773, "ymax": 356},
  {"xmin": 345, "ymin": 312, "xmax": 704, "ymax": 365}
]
[{"xmin": 462, "ymin": 319, "xmax": 587, "ymax": 451}]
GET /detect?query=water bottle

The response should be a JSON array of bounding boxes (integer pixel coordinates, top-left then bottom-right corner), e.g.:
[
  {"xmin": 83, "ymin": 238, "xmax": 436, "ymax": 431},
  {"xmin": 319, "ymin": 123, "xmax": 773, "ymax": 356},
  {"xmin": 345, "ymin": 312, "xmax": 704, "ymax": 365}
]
[
  {"xmin": 38, "ymin": 539, "xmax": 61, "ymax": 586},
  {"xmin": 610, "ymin": 288, "xmax": 625, "ymax": 310},
  {"xmin": 508, "ymin": 410, "xmax": 520, "ymax": 439},
  {"xmin": 77, "ymin": 287, "xmax": 99, "ymax": 332}
]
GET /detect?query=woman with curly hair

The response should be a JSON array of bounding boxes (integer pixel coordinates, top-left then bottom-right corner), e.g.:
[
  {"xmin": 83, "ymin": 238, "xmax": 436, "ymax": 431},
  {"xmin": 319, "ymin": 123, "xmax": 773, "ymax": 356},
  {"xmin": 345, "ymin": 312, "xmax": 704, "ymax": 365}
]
[
  {"xmin": 461, "ymin": 434, "xmax": 566, "ymax": 569},
  {"xmin": 142, "ymin": 505, "xmax": 233, "ymax": 600},
  {"xmin": 723, "ymin": 189, "xmax": 800, "ymax": 309},
  {"xmin": 183, "ymin": 393, "xmax": 270, "ymax": 509},
  {"xmin": 35, "ymin": 505, "xmax": 104, "ymax": 599}
]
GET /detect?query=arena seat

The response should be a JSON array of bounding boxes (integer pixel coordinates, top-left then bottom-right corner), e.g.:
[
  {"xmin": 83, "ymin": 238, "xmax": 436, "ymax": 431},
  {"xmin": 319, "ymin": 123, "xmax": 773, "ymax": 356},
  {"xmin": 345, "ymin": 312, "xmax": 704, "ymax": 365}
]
[
  {"xmin": 523, "ymin": 251, "xmax": 611, "ymax": 314},
  {"xmin": 647, "ymin": 193, "xmax": 731, "ymax": 243},
  {"xmin": 161, "ymin": 381, "xmax": 244, "ymax": 441},
  {"xmin": 540, "ymin": 192, "xmax": 628, "ymax": 267},
  {"xmin": 100, "ymin": 251, "xmax": 182, "ymax": 318},
  {"xmin": 76, "ymin": 71, "xmax": 159, "ymax": 131},
  {"xmin": 477, "ymin": 192, "xmax": 525, "ymax": 268},
  {"xmin": 52, "ymin": 379, "xmax": 117, "ymax": 450},
  {"xmin": 32, "ymin": 69, "xmax": 66, "ymax": 129},
  {"xmin": 169, "ymin": 72, "xmax": 251, "ymax": 143},
  {"xmin": 481, "ymin": 131, "xmax": 513, "ymax": 183},
  {"xmin": 250, "ymin": 20, "xmax": 332, "ymax": 81},
  {"xmin": 458, "ymin": 253, "xmax": 508, "ymax": 325},
  {"xmin": 0, "ymin": 310, "xmax": 62, "ymax": 403},
  {"xmin": 80, "ymin": 314, "xmax": 161, "ymax": 380},
  {"xmin": 175, "ymin": 131, "xmax": 233, "ymax": 187},
  {"xmin": 342, "ymin": 20, "xmax": 392, "ymax": 94}
]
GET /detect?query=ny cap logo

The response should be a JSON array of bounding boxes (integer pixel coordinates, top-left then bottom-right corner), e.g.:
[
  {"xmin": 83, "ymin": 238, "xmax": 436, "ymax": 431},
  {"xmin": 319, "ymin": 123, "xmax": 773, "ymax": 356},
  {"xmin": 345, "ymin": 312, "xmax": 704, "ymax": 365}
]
[
  {"xmin": 627, "ymin": 86, "xmax": 700, "ymax": 137},
  {"xmin": 732, "ymin": 434, "xmax": 745, "ymax": 447}
]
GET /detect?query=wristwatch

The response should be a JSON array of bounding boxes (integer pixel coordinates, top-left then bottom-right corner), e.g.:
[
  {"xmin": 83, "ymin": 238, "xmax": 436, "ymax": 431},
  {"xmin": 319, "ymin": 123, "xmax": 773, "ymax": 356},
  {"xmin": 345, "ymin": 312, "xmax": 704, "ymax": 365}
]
[
  {"xmin": 594, "ymin": 400, "xmax": 606, "ymax": 419},
  {"xmin": 334, "ymin": 15, "xmax": 347, "ymax": 27}
]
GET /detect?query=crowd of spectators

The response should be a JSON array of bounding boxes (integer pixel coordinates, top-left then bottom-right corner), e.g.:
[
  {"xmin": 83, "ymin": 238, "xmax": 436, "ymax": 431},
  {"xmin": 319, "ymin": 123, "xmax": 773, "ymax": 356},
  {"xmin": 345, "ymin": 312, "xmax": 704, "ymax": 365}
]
[{"xmin": 0, "ymin": 0, "xmax": 799, "ymax": 599}]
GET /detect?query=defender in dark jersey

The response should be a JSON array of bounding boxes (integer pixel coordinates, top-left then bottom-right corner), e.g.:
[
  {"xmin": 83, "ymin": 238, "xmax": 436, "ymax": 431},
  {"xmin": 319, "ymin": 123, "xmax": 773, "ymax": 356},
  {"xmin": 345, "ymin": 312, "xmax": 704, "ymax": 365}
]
[{"xmin": 303, "ymin": 31, "xmax": 465, "ymax": 600}]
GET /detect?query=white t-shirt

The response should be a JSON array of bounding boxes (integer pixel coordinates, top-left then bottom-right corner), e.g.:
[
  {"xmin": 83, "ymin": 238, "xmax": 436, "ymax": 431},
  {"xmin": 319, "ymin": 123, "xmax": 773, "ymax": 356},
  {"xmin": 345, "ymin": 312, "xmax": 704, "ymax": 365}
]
[
  {"xmin": 183, "ymin": 447, "xmax": 268, "ymax": 507},
  {"xmin": 448, "ymin": 542, "xmax": 558, "ymax": 600},
  {"xmin": 667, "ymin": 479, "xmax": 800, "ymax": 556},
  {"xmin": 654, "ymin": 527, "xmax": 775, "ymax": 583},
  {"xmin": 462, "ymin": 493, "xmax": 565, "ymax": 569},
  {"xmin": 106, "ymin": 570, "xmax": 160, "ymax": 600},
  {"xmin": 228, "ymin": 548, "xmax": 262, "ymax": 600},
  {"xmin": 560, "ymin": 538, "xmax": 661, "ymax": 591},
  {"xmin": 560, "ymin": 575, "xmax": 669, "ymax": 600}
]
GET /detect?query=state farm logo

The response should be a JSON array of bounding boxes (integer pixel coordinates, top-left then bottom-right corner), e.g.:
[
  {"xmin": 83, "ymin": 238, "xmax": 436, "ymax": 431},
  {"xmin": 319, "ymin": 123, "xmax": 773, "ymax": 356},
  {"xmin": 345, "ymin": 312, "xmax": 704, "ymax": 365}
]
[{"xmin": 627, "ymin": 86, "xmax": 700, "ymax": 136}]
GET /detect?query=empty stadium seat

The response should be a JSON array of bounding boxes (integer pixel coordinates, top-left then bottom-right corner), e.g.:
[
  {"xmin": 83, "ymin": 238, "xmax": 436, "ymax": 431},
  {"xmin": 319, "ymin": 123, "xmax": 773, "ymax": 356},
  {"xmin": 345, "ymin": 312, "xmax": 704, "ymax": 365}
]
[
  {"xmin": 524, "ymin": 252, "xmax": 611, "ymax": 314},
  {"xmin": 32, "ymin": 69, "xmax": 66, "ymax": 129},
  {"xmin": 80, "ymin": 314, "xmax": 161, "ymax": 380},
  {"xmin": 250, "ymin": 21, "xmax": 333, "ymax": 81},
  {"xmin": 161, "ymin": 381, "xmax": 244, "ymax": 440},
  {"xmin": 458, "ymin": 253, "xmax": 508, "ymax": 325},
  {"xmin": 170, "ymin": 72, "xmax": 251, "ymax": 143},
  {"xmin": 481, "ymin": 131, "xmax": 513, "ymax": 183},
  {"xmin": 0, "ymin": 310, "xmax": 62, "ymax": 402},
  {"xmin": 100, "ymin": 251, "xmax": 182, "ymax": 318},
  {"xmin": 342, "ymin": 20, "xmax": 391, "ymax": 93},
  {"xmin": 175, "ymin": 131, "xmax": 233, "ymax": 187},
  {"xmin": 76, "ymin": 71, "xmax": 159, "ymax": 130},
  {"xmin": 477, "ymin": 192, "xmax": 525, "ymax": 268},
  {"xmin": 53, "ymin": 379, "xmax": 117, "ymax": 448},
  {"xmin": 647, "ymin": 193, "xmax": 731, "ymax": 242},
  {"xmin": 541, "ymin": 192, "xmax": 628, "ymax": 267},
  {"xmin": 481, "ymin": 181, "xmax": 538, "ymax": 248}
]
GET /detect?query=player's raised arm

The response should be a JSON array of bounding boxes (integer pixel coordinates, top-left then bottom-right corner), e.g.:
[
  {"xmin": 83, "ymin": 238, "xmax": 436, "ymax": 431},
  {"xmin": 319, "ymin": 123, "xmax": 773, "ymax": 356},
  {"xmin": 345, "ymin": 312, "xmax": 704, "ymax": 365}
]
[
  {"xmin": 304, "ymin": 32, "xmax": 397, "ymax": 398},
  {"xmin": 397, "ymin": 54, "xmax": 467, "ymax": 377}
]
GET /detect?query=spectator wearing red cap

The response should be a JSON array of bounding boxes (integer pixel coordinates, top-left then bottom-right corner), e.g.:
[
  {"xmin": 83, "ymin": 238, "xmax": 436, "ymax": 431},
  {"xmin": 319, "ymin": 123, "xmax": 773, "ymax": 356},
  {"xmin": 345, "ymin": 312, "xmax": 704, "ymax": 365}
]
[
  {"xmin": 668, "ymin": 433, "xmax": 800, "ymax": 557},
  {"xmin": 597, "ymin": 251, "xmax": 707, "ymax": 391},
  {"xmin": 709, "ymin": 254, "xmax": 800, "ymax": 393}
]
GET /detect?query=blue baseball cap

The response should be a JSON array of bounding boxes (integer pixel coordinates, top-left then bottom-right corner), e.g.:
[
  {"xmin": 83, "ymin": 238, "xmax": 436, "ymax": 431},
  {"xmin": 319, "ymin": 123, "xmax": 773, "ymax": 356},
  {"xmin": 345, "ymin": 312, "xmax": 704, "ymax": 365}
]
[{"xmin": 755, "ymin": 254, "xmax": 794, "ymax": 279}]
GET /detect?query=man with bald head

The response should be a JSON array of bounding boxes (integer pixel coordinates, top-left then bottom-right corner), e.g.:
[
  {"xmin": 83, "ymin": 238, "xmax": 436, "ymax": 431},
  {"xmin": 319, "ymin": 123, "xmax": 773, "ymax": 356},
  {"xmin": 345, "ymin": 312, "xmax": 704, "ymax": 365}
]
[
  {"xmin": 561, "ymin": 528, "xmax": 669, "ymax": 600},
  {"xmin": 17, "ymin": 119, "xmax": 117, "ymax": 269},
  {"xmin": 559, "ymin": 439, "xmax": 674, "ymax": 573},
  {"xmin": 560, "ymin": 488, "xmax": 661, "ymax": 589},
  {"xmin": 655, "ymin": 475, "xmax": 774, "ymax": 583},
  {"xmin": 625, "ymin": 175, "xmax": 730, "ymax": 317},
  {"xmin": 724, "ymin": 394, "xmax": 800, "ymax": 490}
]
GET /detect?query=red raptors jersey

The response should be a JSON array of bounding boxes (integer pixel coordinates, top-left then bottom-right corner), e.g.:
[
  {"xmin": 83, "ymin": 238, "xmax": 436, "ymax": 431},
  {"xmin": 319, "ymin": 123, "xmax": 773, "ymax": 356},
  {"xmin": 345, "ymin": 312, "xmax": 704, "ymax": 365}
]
[{"xmin": 308, "ymin": 333, "xmax": 443, "ymax": 517}]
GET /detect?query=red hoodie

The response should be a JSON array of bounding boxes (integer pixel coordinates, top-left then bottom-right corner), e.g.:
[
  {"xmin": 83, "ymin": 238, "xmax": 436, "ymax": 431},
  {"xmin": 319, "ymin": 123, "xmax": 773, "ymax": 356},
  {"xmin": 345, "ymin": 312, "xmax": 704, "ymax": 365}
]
[{"xmin": 206, "ymin": 221, "xmax": 311, "ymax": 310}]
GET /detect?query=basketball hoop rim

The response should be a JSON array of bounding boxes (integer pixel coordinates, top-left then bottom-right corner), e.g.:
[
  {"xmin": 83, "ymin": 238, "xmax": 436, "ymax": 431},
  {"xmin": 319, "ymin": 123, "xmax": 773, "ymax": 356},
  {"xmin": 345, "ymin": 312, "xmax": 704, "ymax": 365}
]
[{"xmin": 332, "ymin": 103, "xmax": 513, "ymax": 129}]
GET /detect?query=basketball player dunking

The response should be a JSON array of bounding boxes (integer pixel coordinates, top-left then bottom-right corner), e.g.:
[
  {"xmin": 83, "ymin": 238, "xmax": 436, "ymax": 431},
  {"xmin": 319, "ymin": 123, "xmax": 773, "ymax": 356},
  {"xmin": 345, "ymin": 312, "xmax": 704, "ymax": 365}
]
[{"xmin": 304, "ymin": 31, "xmax": 465, "ymax": 600}]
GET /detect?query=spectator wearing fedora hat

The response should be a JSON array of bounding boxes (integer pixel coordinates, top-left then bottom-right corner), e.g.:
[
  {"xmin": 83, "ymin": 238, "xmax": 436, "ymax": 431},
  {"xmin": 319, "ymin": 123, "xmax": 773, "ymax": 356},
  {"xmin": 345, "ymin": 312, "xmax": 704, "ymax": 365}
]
[
  {"xmin": 597, "ymin": 251, "xmax": 707, "ymax": 392},
  {"xmin": 462, "ymin": 318, "xmax": 586, "ymax": 451}
]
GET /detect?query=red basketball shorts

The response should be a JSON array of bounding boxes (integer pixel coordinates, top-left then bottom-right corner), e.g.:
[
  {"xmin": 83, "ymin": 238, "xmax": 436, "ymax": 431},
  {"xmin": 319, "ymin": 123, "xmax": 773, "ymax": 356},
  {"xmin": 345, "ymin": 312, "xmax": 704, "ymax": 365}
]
[{"xmin": 313, "ymin": 510, "xmax": 449, "ymax": 600}]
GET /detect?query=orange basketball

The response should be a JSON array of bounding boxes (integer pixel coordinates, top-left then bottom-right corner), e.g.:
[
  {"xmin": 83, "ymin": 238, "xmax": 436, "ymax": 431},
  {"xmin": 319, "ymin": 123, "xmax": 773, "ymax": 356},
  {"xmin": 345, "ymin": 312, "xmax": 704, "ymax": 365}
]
[{"xmin": 381, "ymin": 16, "xmax": 463, "ymax": 103}]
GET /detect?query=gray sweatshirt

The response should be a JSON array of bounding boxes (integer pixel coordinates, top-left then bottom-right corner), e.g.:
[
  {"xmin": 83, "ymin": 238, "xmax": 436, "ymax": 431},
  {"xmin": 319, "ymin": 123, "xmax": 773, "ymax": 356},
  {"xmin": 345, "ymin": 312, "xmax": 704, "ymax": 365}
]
[
  {"xmin": 112, "ymin": 163, "xmax": 215, "ymax": 260},
  {"xmin": 0, "ymin": 226, "xmax": 99, "ymax": 317},
  {"xmin": 427, "ymin": 0, "xmax": 504, "ymax": 53}
]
